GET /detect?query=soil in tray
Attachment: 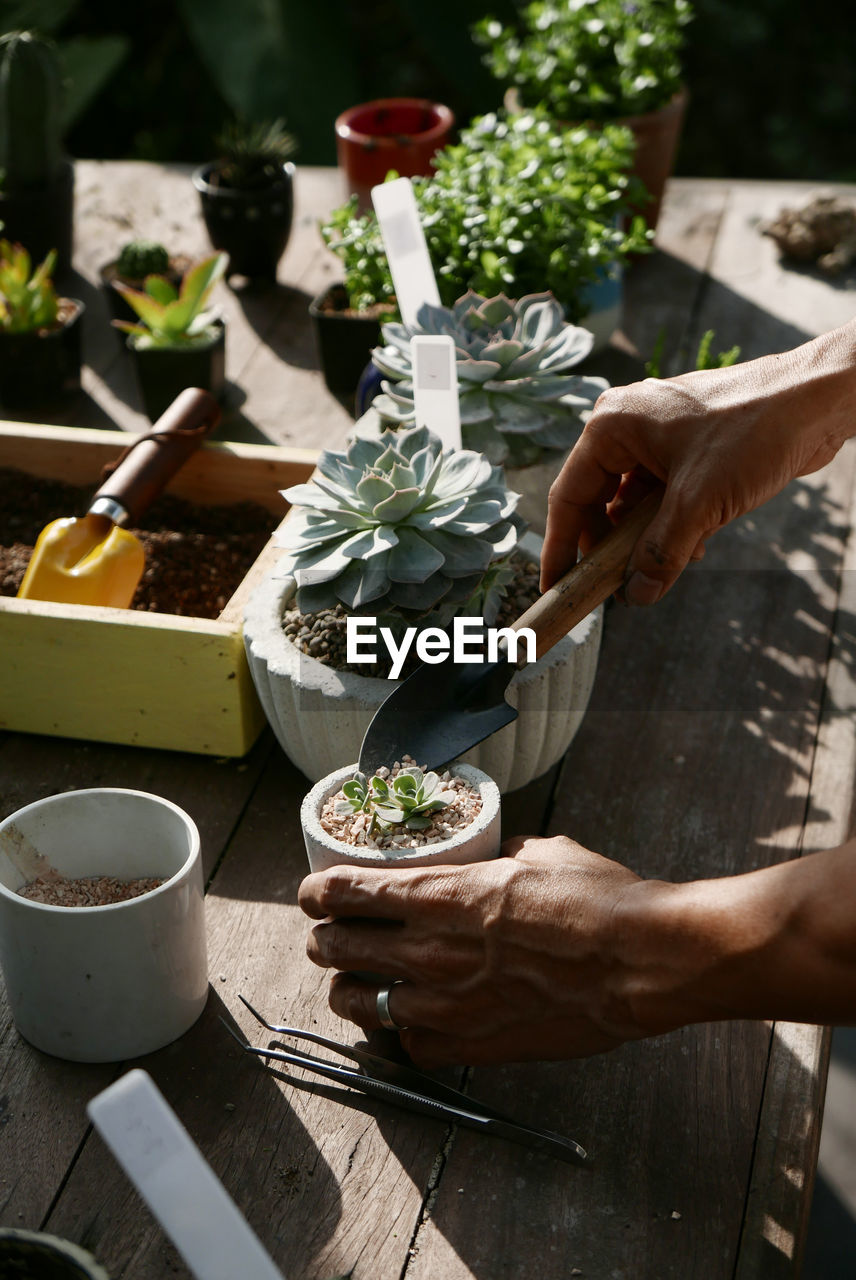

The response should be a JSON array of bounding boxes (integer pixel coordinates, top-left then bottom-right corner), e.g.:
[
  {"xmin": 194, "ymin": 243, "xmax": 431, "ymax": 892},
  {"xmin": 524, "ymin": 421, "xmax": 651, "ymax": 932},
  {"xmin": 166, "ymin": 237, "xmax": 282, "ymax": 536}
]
[{"xmin": 0, "ymin": 467, "xmax": 281, "ymax": 618}]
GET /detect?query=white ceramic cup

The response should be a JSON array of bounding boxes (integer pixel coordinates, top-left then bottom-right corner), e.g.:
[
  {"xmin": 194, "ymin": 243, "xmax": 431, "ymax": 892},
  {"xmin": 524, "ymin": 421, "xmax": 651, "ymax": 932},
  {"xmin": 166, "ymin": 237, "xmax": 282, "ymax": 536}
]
[{"xmin": 0, "ymin": 788, "xmax": 208, "ymax": 1063}]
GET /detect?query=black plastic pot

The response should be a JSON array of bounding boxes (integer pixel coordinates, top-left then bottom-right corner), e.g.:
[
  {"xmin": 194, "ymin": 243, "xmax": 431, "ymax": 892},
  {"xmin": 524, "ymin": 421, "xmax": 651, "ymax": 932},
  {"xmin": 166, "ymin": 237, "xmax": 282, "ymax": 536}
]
[
  {"xmin": 0, "ymin": 1228, "xmax": 111, "ymax": 1278},
  {"xmin": 0, "ymin": 299, "xmax": 84, "ymax": 411},
  {"xmin": 192, "ymin": 161, "xmax": 295, "ymax": 280},
  {"xmin": 128, "ymin": 322, "xmax": 226, "ymax": 422},
  {"xmin": 309, "ymin": 283, "xmax": 386, "ymax": 399},
  {"xmin": 99, "ymin": 257, "xmax": 189, "ymax": 327},
  {"xmin": 0, "ymin": 158, "xmax": 75, "ymax": 276}
]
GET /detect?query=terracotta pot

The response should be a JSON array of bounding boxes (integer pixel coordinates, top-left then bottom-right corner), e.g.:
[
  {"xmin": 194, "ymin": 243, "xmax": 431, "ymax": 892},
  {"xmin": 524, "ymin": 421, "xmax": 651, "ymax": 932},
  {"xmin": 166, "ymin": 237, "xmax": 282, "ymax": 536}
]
[
  {"xmin": 301, "ymin": 762, "xmax": 501, "ymax": 873},
  {"xmin": 616, "ymin": 87, "xmax": 688, "ymax": 232},
  {"xmin": 0, "ymin": 298, "xmax": 83, "ymax": 410},
  {"xmin": 192, "ymin": 160, "xmax": 295, "ymax": 280},
  {"xmin": 335, "ymin": 98, "xmax": 454, "ymax": 212}
]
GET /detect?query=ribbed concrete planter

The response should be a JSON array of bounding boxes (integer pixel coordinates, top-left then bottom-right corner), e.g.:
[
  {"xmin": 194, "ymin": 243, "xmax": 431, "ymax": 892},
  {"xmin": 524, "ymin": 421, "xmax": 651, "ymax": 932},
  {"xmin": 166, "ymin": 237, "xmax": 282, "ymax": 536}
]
[
  {"xmin": 244, "ymin": 534, "xmax": 602, "ymax": 793},
  {"xmin": 301, "ymin": 762, "xmax": 501, "ymax": 873}
]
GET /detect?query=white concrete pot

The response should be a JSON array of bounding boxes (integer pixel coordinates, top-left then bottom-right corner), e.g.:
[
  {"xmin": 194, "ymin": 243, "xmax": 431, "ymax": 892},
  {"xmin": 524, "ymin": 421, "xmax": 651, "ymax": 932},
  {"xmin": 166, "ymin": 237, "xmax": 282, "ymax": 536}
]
[
  {"xmin": 0, "ymin": 788, "xmax": 208, "ymax": 1063},
  {"xmin": 244, "ymin": 533, "xmax": 602, "ymax": 793},
  {"xmin": 301, "ymin": 762, "xmax": 501, "ymax": 873}
]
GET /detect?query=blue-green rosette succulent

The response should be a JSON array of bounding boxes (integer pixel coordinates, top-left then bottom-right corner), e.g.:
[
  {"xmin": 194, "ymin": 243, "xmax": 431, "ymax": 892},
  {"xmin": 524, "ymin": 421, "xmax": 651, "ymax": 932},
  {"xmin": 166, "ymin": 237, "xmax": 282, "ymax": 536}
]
[
  {"xmin": 277, "ymin": 425, "xmax": 524, "ymax": 626},
  {"xmin": 370, "ymin": 291, "xmax": 608, "ymax": 467}
]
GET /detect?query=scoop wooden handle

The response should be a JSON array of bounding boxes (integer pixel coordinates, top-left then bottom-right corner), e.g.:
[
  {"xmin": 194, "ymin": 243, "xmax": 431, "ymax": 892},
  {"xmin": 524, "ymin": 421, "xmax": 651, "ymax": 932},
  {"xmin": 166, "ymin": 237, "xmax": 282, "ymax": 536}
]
[
  {"xmin": 90, "ymin": 387, "xmax": 221, "ymax": 525},
  {"xmin": 514, "ymin": 489, "xmax": 663, "ymax": 659}
]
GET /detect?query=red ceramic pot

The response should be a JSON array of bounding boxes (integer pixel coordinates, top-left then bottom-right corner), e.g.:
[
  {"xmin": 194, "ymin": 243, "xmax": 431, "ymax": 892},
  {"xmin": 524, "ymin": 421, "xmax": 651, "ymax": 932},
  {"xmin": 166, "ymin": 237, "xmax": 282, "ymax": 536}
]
[{"xmin": 335, "ymin": 98, "xmax": 454, "ymax": 211}]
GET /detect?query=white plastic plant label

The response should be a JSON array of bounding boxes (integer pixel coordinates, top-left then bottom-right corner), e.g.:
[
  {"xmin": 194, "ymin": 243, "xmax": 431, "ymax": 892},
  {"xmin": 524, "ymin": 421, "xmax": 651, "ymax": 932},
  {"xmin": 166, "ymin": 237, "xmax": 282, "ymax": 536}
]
[
  {"xmin": 372, "ymin": 176, "xmax": 440, "ymax": 328},
  {"xmin": 412, "ymin": 334, "xmax": 461, "ymax": 451}
]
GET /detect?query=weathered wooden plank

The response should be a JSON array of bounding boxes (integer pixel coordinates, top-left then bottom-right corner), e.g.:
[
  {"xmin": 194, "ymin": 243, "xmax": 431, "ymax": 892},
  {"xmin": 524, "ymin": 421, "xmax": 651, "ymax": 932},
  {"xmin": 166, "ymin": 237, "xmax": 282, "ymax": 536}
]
[
  {"xmin": 406, "ymin": 444, "xmax": 855, "ymax": 1275},
  {"xmin": 735, "ymin": 438, "xmax": 856, "ymax": 1277},
  {"xmin": 41, "ymin": 749, "xmax": 444, "ymax": 1279}
]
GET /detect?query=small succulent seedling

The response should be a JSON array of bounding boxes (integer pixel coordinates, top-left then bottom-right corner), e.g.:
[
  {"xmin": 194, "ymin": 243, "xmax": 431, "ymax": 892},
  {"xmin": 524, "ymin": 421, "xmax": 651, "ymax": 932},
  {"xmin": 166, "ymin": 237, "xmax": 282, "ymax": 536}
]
[
  {"xmin": 0, "ymin": 240, "xmax": 58, "ymax": 332},
  {"xmin": 112, "ymin": 252, "xmax": 227, "ymax": 349},
  {"xmin": 335, "ymin": 767, "xmax": 455, "ymax": 836}
]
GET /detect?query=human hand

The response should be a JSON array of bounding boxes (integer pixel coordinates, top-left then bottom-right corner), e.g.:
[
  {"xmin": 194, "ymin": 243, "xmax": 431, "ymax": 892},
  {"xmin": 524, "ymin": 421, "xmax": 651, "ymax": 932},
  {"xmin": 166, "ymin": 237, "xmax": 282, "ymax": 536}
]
[
  {"xmin": 299, "ymin": 835, "xmax": 661, "ymax": 1068},
  {"xmin": 541, "ymin": 326, "xmax": 856, "ymax": 601}
]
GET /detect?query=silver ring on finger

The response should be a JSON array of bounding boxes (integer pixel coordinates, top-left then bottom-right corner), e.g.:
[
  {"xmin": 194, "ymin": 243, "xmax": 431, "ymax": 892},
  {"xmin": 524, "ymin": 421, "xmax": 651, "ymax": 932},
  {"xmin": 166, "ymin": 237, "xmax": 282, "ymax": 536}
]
[{"xmin": 376, "ymin": 981, "xmax": 408, "ymax": 1032}]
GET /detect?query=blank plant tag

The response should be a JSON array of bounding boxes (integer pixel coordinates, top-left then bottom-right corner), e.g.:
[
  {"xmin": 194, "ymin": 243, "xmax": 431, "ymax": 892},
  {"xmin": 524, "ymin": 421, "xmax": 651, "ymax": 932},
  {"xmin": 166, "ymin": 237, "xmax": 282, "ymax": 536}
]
[
  {"xmin": 412, "ymin": 335, "xmax": 461, "ymax": 452},
  {"xmin": 88, "ymin": 1069, "xmax": 283, "ymax": 1280},
  {"xmin": 372, "ymin": 177, "xmax": 440, "ymax": 328}
]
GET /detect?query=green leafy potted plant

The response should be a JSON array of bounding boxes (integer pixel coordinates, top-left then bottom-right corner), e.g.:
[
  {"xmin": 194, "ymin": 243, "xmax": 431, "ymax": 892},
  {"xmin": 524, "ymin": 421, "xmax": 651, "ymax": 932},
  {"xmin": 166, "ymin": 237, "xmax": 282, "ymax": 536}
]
[
  {"xmin": 112, "ymin": 251, "xmax": 228, "ymax": 421},
  {"xmin": 320, "ymin": 111, "xmax": 650, "ymax": 360},
  {"xmin": 367, "ymin": 289, "xmax": 608, "ymax": 532},
  {"xmin": 310, "ymin": 199, "xmax": 398, "ymax": 398},
  {"xmin": 473, "ymin": 0, "xmax": 693, "ymax": 232},
  {"xmin": 243, "ymin": 425, "xmax": 603, "ymax": 793},
  {"xmin": 302, "ymin": 759, "xmax": 501, "ymax": 873},
  {"xmin": 192, "ymin": 117, "xmax": 297, "ymax": 280},
  {"xmin": 0, "ymin": 30, "xmax": 74, "ymax": 274},
  {"xmin": 99, "ymin": 238, "xmax": 190, "ymax": 324},
  {"xmin": 0, "ymin": 241, "xmax": 83, "ymax": 410}
]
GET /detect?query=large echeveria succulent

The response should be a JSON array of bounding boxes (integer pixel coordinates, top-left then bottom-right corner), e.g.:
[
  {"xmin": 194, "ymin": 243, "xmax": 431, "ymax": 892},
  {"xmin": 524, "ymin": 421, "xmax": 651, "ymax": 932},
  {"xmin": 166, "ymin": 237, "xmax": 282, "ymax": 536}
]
[
  {"xmin": 370, "ymin": 291, "xmax": 608, "ymax": 467},
  {"xmin": 276, "ymin": 425, "xmax": 523, "ymax": 625}
]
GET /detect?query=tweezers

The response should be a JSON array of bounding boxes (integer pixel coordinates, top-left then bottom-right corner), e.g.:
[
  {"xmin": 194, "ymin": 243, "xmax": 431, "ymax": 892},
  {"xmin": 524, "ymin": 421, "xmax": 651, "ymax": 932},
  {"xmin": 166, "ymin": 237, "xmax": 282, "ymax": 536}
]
[{"xmin": 222, "ymin": 995, "xmax": 589, "ymax": 1167}]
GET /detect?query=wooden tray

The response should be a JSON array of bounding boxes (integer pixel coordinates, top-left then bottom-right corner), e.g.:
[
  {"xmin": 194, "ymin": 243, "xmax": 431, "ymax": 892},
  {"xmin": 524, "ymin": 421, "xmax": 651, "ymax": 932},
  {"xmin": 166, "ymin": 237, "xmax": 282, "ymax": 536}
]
[{"xmin": 0, "ymin": 421, "xmax": 316, "ymax": 756}]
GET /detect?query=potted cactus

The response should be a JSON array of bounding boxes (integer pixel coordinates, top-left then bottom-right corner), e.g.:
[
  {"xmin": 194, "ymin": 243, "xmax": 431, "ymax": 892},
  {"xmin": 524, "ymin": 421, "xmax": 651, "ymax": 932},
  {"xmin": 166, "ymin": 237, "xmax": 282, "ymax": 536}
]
[
  {"xmin": 243, "ymin": 425, "xmax": 602, "ymax": 793},
  {"xmin": 112, "ymin": 251, "xmax": 228, "ymax": 420},
  {"xmin": 366, "ymin": 290, "xmax": 609, "ymax": 533},
  {"xmin": 192, "ymin": 117, "xmax": 297, "ymax": 280},
  {"xmin": 0, "ymin": 241, "xmax": 83, "ymax": 410},
  {"xmin": 473, "ymin": 0, "xmax": 693, "ymax": 232},
  {"xmin": 302, "ymin": 759, "xmax": 501, "ymax": 873},
  {"xmin": 0, "ymin": 31, "xmax": 74, "ymax": 274},
  {"xmin": 99, "ymin": 238, "xmax": 190, "ymax": 324}
]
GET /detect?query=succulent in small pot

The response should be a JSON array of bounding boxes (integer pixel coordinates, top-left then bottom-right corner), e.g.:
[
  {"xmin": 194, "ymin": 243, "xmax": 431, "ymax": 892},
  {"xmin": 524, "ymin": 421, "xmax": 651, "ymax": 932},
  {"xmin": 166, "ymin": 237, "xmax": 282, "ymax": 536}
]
[
  {"xmin": 0, "ymin": 31, "xmax": 75, "ymax": 274},
  {"xmin": 99, "ymin": 238, "xmax": 190, "ymax": 325},
  {"xmin": 193, "ymin": 117, "xmax": 297, "ymax": 280},
  {"xmin": 243, "ymin": 424, "xmax": 603, "ymax": 791},
  {"xmin": 112, "ymin": 251, "xmax": 228, "ymax": 421},
  {"xmin": 301, "ymin": 760, "xmax": 501, "ymax": 873},
  {"xmin": 0, "ymin": 240, "xmax": 83, "ymax": 410}
]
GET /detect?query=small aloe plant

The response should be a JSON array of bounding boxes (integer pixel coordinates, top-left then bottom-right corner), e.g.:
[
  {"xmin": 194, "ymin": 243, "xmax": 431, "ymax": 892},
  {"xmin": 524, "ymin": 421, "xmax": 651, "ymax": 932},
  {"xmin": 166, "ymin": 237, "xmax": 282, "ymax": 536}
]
[
  {"xmin": 371, "ymin": 291, "xmax": 608, "ymax": 468},
  {"xmin": 0, "ymin": 240, "xmax": 59, "ymax": 332},
  {"xmin": 336, "ymin": 767, "xmax": 456, "ymax": 836},
  {"xmin": 112, "ymin": 251, "xmax": 227, "ymax": 349}
]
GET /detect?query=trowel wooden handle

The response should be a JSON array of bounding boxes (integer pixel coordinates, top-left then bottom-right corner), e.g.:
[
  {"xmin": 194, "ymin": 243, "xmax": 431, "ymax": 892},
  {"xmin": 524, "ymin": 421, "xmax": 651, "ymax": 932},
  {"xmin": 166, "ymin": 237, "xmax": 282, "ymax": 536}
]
[
  {"xmin": 514, "ymin": 489, "xmax": 663, "ymax": 659},
  {"xmin": 91, "ymin": 388, "xmax": 221, "ymax": 525}
]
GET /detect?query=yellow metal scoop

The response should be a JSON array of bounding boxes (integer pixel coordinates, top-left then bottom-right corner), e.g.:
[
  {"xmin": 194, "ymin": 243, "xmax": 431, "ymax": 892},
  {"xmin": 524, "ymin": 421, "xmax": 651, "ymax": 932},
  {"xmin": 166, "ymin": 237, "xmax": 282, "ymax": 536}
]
[{"xmin": 18, "ymin": 387, "xmax": 221, "ymax": 608}]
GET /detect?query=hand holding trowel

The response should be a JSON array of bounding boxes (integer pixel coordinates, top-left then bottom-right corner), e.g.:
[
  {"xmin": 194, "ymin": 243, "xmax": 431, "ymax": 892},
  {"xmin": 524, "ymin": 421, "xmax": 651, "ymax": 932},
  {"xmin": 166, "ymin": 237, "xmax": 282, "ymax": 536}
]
[
  {"xmin": 18, "ymin": 387, "xmax": 220, "ymax": 608},
  {"xmin": 359, "ymin": 489, "xmax": 661, "ymax": 773}
]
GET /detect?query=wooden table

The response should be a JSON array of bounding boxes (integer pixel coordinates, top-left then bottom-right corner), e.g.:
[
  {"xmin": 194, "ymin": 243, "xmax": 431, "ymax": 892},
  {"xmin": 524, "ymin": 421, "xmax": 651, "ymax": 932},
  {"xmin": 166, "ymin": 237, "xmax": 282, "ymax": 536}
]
[{"xmin": 2, "ymin": 164, "xmax": 856, "ymax": 1279}]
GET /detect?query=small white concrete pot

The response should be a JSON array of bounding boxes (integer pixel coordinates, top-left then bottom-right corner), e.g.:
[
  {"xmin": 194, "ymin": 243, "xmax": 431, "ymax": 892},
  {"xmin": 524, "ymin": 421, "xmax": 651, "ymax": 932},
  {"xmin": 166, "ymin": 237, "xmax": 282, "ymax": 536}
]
[
  {"xmin": 0, "ymin": 788, "xmax": 208, "ymax": 1063},
  {"xmin": 244, "ymin": 533, "xmax": 602, "ymax": 793},
  {"xmin": 301, "ymin": 762, "xmax": 501, "ymax": 873}
]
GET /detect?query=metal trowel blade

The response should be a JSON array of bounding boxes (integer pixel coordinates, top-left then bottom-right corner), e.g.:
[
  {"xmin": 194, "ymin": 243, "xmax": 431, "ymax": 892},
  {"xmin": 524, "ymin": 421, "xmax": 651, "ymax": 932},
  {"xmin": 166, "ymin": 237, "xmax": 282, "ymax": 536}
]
[{"xmin": 358, "ymin": 654, "xmax": 518, "ymax": 775}]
